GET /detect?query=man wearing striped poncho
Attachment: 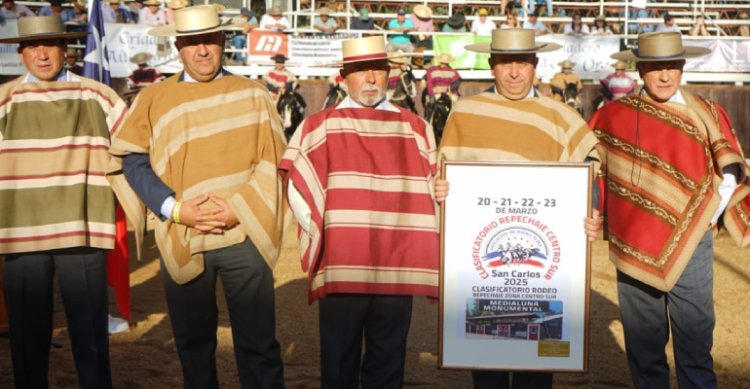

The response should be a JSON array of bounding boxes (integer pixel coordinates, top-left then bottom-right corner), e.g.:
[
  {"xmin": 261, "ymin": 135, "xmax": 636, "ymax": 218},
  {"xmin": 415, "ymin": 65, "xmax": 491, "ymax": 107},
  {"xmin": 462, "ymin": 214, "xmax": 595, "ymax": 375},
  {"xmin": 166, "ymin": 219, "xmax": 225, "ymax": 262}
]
[
  {"xmin": 107, "ymin": 6, "xmax": 286, "ymax": 388},
  {"xmin": 279, "ymin": 35, "xmax": 440, "ymax": 388},
  {"xmin": 434, "ymin": 29, "xmax": 602, "ymax": 389},
  {"xmin": 589, "ymin": 32, "xmax": 750, "ymax": 389},
  {"xmin": 0, "ymin": 16, "xmax": 127, "ymax": 388}
]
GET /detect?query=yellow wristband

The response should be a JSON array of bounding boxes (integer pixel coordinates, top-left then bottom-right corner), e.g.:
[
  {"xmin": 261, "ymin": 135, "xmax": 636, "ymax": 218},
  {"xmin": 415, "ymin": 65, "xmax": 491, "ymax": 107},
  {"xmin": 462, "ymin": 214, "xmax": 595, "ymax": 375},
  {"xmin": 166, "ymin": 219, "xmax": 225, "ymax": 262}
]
[{"xmin": 172, "ymin": 201, "xmax": 182, "ymax": 224}]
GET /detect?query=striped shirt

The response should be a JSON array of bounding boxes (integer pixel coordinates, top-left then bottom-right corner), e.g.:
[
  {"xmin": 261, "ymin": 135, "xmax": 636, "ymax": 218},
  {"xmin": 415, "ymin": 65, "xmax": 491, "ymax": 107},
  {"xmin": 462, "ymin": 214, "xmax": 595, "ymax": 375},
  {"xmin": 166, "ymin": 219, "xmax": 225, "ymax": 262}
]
[
  {"xmin": 0, "ymin": 74, "xmax": 127, "ymax": 254},
  {"xmin": 279, "ymin": 99, "xmax": 440, "ymax": 303}
]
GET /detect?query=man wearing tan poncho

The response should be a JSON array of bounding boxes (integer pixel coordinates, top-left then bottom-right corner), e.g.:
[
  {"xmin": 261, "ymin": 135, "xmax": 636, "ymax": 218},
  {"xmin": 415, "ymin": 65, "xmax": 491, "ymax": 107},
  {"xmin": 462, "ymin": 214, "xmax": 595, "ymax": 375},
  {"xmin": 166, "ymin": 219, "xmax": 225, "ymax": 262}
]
[
  {"xmin": 107, "ymin": 6, "xmax": 286, "ymax": 388},
  {"xmin": 434, "ymin": 28, "xmax": 602, "ymax": 389}
]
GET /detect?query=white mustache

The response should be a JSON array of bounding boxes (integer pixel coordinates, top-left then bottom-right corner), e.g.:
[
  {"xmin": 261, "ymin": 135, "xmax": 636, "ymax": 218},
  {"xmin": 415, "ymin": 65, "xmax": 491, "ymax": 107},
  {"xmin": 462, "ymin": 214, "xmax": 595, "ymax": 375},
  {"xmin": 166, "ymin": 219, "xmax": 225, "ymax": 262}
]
[{"xmin": 361, "ymin": 85, "xmax": 381, "ymax": 93}]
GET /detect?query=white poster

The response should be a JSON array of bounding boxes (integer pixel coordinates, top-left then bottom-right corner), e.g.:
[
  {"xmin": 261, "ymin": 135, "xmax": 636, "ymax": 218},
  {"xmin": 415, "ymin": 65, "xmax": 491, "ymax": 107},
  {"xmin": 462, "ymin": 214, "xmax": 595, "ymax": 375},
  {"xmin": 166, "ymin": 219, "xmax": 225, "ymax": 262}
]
[
  {"xmin": 440, "ymin": 161, "xmax": 592, "ymax": 371},
  {"xmin": 535, "ymin": 35, "xmax": 621, "ymax": 81}
]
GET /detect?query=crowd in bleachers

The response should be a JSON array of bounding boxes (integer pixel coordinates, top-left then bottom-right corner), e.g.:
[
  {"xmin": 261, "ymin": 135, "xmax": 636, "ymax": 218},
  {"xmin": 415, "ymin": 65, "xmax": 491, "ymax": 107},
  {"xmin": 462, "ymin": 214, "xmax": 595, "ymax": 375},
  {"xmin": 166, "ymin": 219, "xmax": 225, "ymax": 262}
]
[
  {"xmin": 4, "ymin": 0, "xmax": 749, "ymax": 36},
  {"xmin": 2, "ymin": 0, "xmax": 749, "ymax": 68}
]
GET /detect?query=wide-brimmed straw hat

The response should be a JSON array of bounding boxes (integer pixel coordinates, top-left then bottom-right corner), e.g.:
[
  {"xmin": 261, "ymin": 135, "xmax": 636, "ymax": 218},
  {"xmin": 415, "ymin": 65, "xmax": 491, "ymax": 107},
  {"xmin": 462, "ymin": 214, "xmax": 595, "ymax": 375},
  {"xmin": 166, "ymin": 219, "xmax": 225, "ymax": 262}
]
[
  {"xmin": 611, "ymin": 32, "xmax": 711, "ymax": 62},
  {"xmin": 0, "ymin": 15, "xmax": 87, "ymax": 44},
  {"xmin": 413, "ymin": 4, "xmax": 432, "ymax": 19},
  {"xmin": 341, "ymin": 35, "xmax": 389, "ymax": 64},
  {"xmin": 167, "ymin": 0, "xmax": 187, "ymax": 10},
  {"xmin": 612, "ymin": 60, "xmax": 628, "ymax": 70},
  {"xmin": 143, "ymin": 0, "xmax": 160, "ymax": 6},
  {"xmin": 465, "ymin": 28, "xmax": 561, "ymax": 54},
  {"xmin": 268, "ymin": 6, "xmax": 282, "ymax": 16},
  {"xmin": 317, "ymin": 6, "xmax": 331, "ymax": 16},
  {"xmin": 387, "ymin": 50, "xmax": 410, "ymax": 64},
  {"xmin": 558, "ymin": 59, "xmax": 575, "ymax": 68},
  {"xmin": 446, "ymin": 13, "xmax": 465, "ymax": 29},
  {"xmin": 149, "ymin": 5, "xmax": 236, "ymax": 37},
  {"xmin": 130, "ymin": 52, "xmax": 153, "ymax": 64},
  {"xmin": 439, "ymin": 53, "xmax": 453, "ymax": 64}
]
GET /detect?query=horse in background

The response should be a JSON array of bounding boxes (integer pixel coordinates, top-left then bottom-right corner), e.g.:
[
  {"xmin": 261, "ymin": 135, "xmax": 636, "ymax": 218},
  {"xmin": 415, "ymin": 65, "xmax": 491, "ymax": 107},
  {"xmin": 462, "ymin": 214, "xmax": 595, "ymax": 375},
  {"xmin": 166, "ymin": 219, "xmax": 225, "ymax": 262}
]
[
  {"xmin": 277, "ymin": 89, "xmax": 306, "ymax": 140},
  {"xmin": 562, "ymin": 82, "xmax": 584, "ymax": 117},
  {"xmin": 323, "ymin": 83, "xmax": 347, "ymax": 109},
  {"xmin": 422, "ymin": 91, "xmax": 454, "ymax": 144},
  {"xmin": 387, "ymin": 66, "xmax": 418, "ymax": 113}
]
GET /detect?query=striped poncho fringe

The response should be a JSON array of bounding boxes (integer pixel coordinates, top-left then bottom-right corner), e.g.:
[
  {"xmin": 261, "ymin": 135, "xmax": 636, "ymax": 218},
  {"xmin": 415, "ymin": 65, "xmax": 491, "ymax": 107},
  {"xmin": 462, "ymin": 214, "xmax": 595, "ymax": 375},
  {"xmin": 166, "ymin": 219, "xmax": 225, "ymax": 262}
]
[
  {"xmin": 279, "ymin": 105, "xmax": 440, "ymax": 303},
  {"xmin": 439, "ymin": 92, "xmax": 600, "ymax": 166},
  {"xmin": 588, "ymin": 91, "xmax": 750, "ymax": 291},
  {"xmin": 107, "ymin": 74, "xmax": 288, "ymax": 284},
  {"xmin": 0, "ymin": 75, "xmax": 127, "ymax": 254}
]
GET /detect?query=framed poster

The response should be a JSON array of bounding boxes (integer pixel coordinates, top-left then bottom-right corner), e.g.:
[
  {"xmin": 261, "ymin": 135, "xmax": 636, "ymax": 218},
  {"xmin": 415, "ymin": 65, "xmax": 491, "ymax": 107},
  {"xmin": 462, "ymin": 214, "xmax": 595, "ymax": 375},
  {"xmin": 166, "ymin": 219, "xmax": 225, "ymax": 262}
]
[{"xmin": 439, "ymin": 161, "xmax": 593, "ymax": 372}]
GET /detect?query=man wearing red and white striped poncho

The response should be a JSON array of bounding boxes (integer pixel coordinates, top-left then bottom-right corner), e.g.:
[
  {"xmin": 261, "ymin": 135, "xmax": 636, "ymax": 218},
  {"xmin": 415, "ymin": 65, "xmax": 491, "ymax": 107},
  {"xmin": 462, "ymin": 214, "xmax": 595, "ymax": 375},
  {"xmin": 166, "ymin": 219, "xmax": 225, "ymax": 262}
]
[{"xmin": 279, "ymin": 35, "xmax": 440, "ymax": 389}]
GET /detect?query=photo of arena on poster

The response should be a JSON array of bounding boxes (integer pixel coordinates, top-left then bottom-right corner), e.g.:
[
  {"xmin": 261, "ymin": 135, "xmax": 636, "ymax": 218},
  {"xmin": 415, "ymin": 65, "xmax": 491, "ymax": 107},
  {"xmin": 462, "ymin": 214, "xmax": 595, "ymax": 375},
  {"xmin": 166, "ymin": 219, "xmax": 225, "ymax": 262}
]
[{"xmin": 438, "ymin": 161, "xmax": 593, "ymax": 372}]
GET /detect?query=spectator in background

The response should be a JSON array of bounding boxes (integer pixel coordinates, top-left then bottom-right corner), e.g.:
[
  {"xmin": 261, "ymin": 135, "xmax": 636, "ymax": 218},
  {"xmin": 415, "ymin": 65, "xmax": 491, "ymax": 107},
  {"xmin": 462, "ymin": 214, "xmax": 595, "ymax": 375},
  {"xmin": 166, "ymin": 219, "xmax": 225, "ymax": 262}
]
[
  {"xmin": 690, "ymin": 14, "xmax": 710, "ymax": 36},
  {"xmin": 1, "ymin": 0, "xmax": 34, "ymax": 19},
  {"xmin": 564, "ymin": 12, "xmax": 589, "ymax": 35},
  {"xmin": 40, "ymin": 0, "xmax": 74, "ymax": 23},
  {"xmin": 522, "ymin": 9, "xmax": 548, "ymax": 35},
  {"xmin": 165, "ymin": 0, "xmax": 187, "ymax": 24},
  {"xmin": 599, "ymin": 60, "xmax": 635, "ymax": 104},
  {"xmin": 313, "ymin": 7, "xmax": 337, "ymax": 34},
  {"xmin": 528, "ymin": 0, "xmax": 553, "ymax": 17},
  {"xmin": 65, "ymin": 48, "xmax": 83, "ymax": 75},
  {"xmin": 104, "ymin": 0, "xmax": 134, "ymax": 24},
  {"xmin": 139, "ymin": 0, "xmax": 166, "ymax": 26},
  {"xmin": 387, "ymin": 9, "xmax": 415, "ymax": 52},
  {"xmin": 442, "ymin": 13, "xmax": 466, "ymax": 32},
  {"xmin": 471, "ymin": 8, "xmax": 495, "ymax": 35},
  {"xmin": 66, "ymin": 1, "xmax": 87, "ymax": 29},
  {"xmin": 591, "ymin": 14, "xmax": 613, "ymax": 35},
  {"xmin": 127, "ymin": 52, "xmax": 164, "ymax": 90},
  {"xmin": 411, "ymin": 4, "xmax": 434, "ymax": 68},
  {"xmin": 351, "ymin": 7, "xmax": 374, "ymax": 30},
  {"xmin": 127, "ymin": 0, "xmax": 143, "ymax": 23},
  {"xmin": 737, "ymin": 12, "xmax": 749, "ymax": 36},
  {"xmin": 625, "ymin": 0, "xmax": 652, "ymax": 34},
  {"xmin": 656, "ymin": 13, "xmax": 680, "ymax": 33},
  {"xmin": 500, "ymin": 11, "xmax": 521, "ymax": 29},
  {"xmin": 230, "ymin": 7, "xmax": 257, "ymax": 62},
  {"xmin": 259, "ymin": 6, "xmax": 290, "ymax": 32},
  {"xmin": 501, "ymin": 0, "xmax": 527, "ymax": 17}
]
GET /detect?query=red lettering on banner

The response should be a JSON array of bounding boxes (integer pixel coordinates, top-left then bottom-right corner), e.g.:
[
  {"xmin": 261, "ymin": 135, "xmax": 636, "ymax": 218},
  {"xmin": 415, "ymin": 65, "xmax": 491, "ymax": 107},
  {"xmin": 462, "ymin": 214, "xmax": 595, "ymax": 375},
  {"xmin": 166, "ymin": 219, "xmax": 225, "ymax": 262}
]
[{"xmin": 249, "ymin": 30, "xmax": 289, "ymax": 59}]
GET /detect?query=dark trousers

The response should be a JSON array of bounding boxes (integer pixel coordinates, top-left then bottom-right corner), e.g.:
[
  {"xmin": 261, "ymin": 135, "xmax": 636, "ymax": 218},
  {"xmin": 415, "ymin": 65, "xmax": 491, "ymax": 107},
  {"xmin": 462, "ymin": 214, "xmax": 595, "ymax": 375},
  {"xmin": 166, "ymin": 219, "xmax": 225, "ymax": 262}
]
[
  {"xmin": 617, "ymin": 231, "xmax": 716, "ymax": 389},
  {"xmin": 161, "ymin": 239, "xmax": 284, "ymax": 389},
  {"xmin": 472, "ymin": 370, "xmax": 553, "ymax": 389},
  {"xmin": 319, "ymin": 294, "xmax": 413, "ymax": 389},
  {"xmin": 3, "ymin": 248, "xmax": 112, "ymax": 389}
]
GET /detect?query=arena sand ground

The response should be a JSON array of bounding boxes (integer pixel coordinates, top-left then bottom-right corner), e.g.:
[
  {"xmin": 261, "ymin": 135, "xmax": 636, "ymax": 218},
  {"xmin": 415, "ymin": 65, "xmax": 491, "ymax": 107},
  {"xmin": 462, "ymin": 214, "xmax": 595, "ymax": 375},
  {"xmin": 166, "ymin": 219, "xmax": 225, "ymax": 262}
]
[{"xmin": 0, "ymin": 225, "xmax": 748, "ymax": 388}]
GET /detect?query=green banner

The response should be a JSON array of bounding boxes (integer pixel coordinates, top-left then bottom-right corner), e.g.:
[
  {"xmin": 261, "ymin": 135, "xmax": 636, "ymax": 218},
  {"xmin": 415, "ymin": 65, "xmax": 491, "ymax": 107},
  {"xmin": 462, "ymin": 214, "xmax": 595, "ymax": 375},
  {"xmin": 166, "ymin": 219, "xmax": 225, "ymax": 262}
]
[{"xmin": 433, "ymin": 35, "xmax": 492, "ymax": 70}]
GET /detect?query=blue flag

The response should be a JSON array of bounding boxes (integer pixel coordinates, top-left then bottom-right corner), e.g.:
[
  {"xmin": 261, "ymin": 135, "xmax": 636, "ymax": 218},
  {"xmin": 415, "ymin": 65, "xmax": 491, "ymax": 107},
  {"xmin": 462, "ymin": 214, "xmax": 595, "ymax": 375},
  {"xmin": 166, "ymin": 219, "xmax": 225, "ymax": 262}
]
[{"xmin": 83, "ymin": 0, "xmax": 111, "ymax": 85}]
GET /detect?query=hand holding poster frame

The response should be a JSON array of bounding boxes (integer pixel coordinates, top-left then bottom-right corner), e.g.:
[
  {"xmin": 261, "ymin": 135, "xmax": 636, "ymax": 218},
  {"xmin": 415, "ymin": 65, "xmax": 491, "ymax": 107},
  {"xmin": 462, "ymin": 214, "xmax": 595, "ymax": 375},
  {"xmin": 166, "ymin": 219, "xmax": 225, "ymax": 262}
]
[{"xmin": 439, "ymin": 161, "xmax": 593, "ymax": 372}]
